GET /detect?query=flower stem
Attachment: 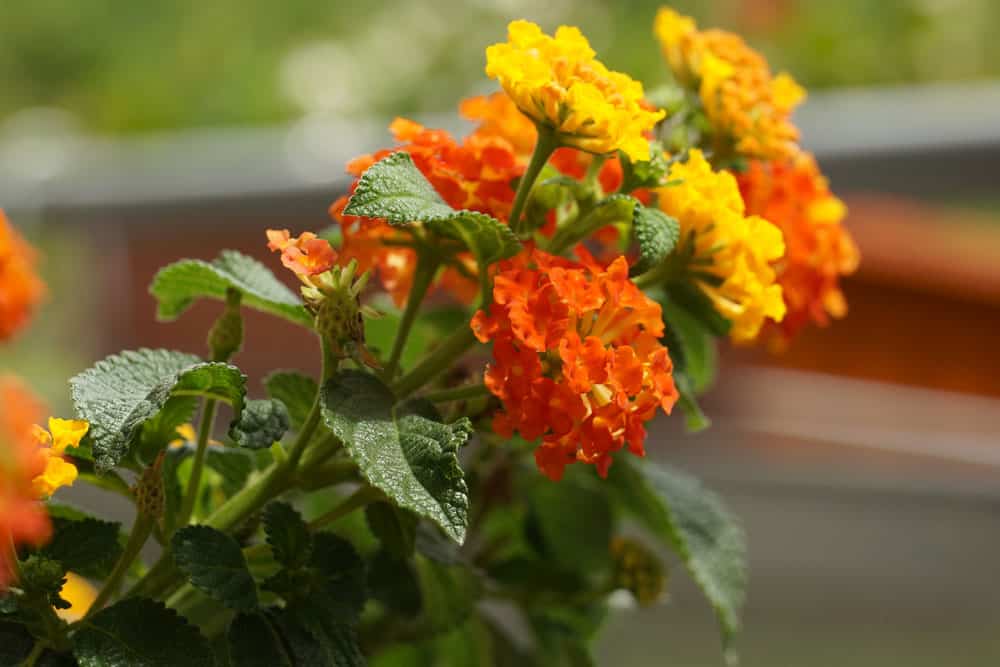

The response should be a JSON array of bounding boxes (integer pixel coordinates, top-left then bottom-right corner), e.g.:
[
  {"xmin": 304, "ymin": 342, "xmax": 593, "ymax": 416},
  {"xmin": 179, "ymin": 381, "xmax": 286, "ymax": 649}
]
[
  {"xmin": 309, "ymin": 485, "xmax": 383, "ymax": 530},
  {"xmin": 391, "ymin": 326, "xmax": 477, "ymax": 399},
  {"xmin": 510, "ymin": 127, "xmax": 559, "ymax": 236},
  {"xmin": 177, "ymin": 399, "xmax": 218, "ymax": 526},
  {"xmin": 83, "ymin": 513, "xmax": 154, "ymax": 620},
  {"xmin": 383, "ymin": 255, "xmax": 439, "ymax": 380},
  {"xmin": 422, "ymin": 383, "xmax": 489, "ymax": 403}
]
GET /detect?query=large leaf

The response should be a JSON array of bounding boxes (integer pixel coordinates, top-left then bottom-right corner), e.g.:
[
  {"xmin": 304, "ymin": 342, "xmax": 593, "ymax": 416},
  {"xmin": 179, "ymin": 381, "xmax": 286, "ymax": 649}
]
[
  {"xmin": 320, "ymin": 371, "xmax": 471, "ymax": 544},
  {"xmin": 227, "ymin": 612, "xmax": 293, "ymax": 667},
  {"xmin": 264, "ymin": 371, "xmax": 318, "ymax": 430},
  {"xmin": 172, "ymin": 525, "xmax": 258, "ymax": 610},
  {"xmin": 630, "ymin": 206, "xmax": 680, "ymax": 277},
  {"xmin": 608, "ymin": 461, "xmax": 746, "ymax": 651},
  {"xmin": 73, "ymin": 597, "xmax": 213, "ymax": 667},
  {"xmin": 150, "ymin": 250, "xmax": 311, "ymax": 326},
  {"xmin": 70, "ymin": 349, "xmax": 247, "ymax": 470},
  {"xmin": 272, "ymin": 607, "xmax": 365, "ymax": 667},
  {"xmin": 42, "ymin": 516, "xmax": 122, "ymax": 580}
]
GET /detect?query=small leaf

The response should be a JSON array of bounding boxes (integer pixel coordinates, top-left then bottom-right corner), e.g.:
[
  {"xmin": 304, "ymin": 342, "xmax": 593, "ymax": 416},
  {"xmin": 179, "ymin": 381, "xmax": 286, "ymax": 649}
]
[
  {"xmin": 320, "ymin": 371, "xmax": 471, "ymax": 543},
  {"xmin": 274, "ymin": 606, "xmax": 365, "ymax": 667},
  {"xmin": 42, "ymin": 517, "xmax": 122, "ymax": 580},
  {"xmin": 528, "ymin": 478, "xmax": 613, "ymax": 573},
  {"xmin": 343, "ymin": 151, "xmax": 454, "ymax": 223},
  {"xmin": 73, "ymin": 597, "xmax": 213, "ymax": 667},
  {"xmin": 206, "ymin": 447, "xmax": 256, "ymax": 496},
  {"xmin": 150, "ymin": 250, "xmax": 311, "ymax": 326},
  {"xmin": 135, "ymin": 395, "xmax": 199, "ymax": 462},
  {"xmin": 70, "ymin": 349, "xmax": 247, "ymax": 470},
  {"xmin": 666, "ymin": 283, "xmax": 731, "ymax": 338},
  {"xmin": 307, "ymin": 533, "xmax": 367, "ymax": 622},
  {"xmin": 264, "ymin": 371, "xmax": 318, "ymax": 430},
  {"xmin": 630, "ymin": 206, "xmax": 680, "ymax": 277},
  {"xmin": 365, "ymin": 502, "xmax": 417, "ymax": 558},
  {"xmin": 411, "ymin": 556, "xmax": 480, "ymax": 635},
  {"xmin": 425, "ymin": 212, "xmax": 519, "ymax": 266},
  {"xmin": 367, "ymin": 549, "xmax": 422, "ymax": 615},
  {"xmin": 172, "ymin": 525, "xmax": 258, "ymax": 610},
  {"xmin": 673, "ymin": 372, "xmax": 711, "ymax": 432},
  {"xmin": 263, "ymin": 502, "xmax": 312, "ymax": 570},
  {"xmin": 659, "ymin": 295, "xmax": 718, "ymax": 395},
  {"xmin": 229, "ymin": 398, "xmax": 290, "ymax": 450},
  {"xmin": 227, "ymin": 612, "xmax": 293, "ymax": 667},
  {"xmin": 608, "ymin": 461, "xmax": 746, "ymax": 650}
]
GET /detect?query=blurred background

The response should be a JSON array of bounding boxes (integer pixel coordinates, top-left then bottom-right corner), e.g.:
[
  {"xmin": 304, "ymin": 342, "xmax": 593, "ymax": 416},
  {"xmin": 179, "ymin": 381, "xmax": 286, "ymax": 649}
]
[{"xmin": 1, "ymin": 0, "xmax": 999, "ymax": 665}]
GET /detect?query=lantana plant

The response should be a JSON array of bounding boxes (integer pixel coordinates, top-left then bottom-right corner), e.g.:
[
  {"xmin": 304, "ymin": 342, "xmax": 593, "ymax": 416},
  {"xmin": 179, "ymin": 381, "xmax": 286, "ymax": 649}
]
[{"xmin": 0, "ymin": 8, "xmax": 858, "ymax": 666}]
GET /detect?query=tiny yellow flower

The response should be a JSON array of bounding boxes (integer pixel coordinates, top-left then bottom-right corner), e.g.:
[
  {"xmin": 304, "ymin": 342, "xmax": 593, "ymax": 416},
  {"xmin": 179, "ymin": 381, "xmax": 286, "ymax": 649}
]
[
  {"xmin": 655, "ymin": 149, "xmax": 785, "ymax": 342},
  {"xmin": 48, "ymin": 417, "xmax": 89, "ymax": 454},
  {"xmin": 29, "ymin": 418, "xmax": 86, "ymax": 498},
  {"xmin": 486, "ymin": 20, "xmax": 664, "ymax": 162},
  {"xmin": 32, "ymin": 451, "xmax": 78, "ymax": 498},
  {"xmin": 55, "ymin": 572, "xmax": 97, "ymax": 622}
]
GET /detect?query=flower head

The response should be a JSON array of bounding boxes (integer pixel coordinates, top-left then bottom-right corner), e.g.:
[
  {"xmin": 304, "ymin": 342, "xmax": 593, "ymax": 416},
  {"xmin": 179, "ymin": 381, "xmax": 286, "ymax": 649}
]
[
  {"xmin": 472, "ymin": 248, "xmax": 677, "ymax": 480},
  {"xmin": 654, "ymin": 8, "xmax": 805, "ymax": 161},
  {"xmin": 30, "ymin": 417, "xmax": 86, "ymax": 498},
  {"xmin": 0, "ymin": 211, "xmax": 45, "ymax": 342},
  {"xmin": 655, "ymin": 149, "xmax": 786, "ymax": 342},
  {"xmin": 486, "ymin": 20, "xmax": 664, "ymax": 162},
  {"xmin": 736, "ymin": 153, "xmax": 859, "ymax": 342},
  {"xmin": 266, "ymin": 229, "xmax": 337, "ymax": 277}
]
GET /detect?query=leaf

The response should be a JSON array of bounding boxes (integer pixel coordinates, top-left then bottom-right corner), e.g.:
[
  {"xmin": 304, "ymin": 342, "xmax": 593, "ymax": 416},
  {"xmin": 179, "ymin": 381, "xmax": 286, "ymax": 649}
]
[
  {"xmin": 229, "ymin": 398, "xmax": 290, "ymax": 449},
  {"xmin": 411, "ymin": 556, "xmax": 480, "ymax": 635},
  {"xmin": 608, "ymin": 461, "xmax": 746, "ymax": 650},
  {"xmin": 263, "ymin": 502, "xmax": 312, "ymax": 570},
  {"xmin": 367, "ymin": 549, "xmax": 422, "ymax": 615},
  {"xmin": 659, "ymin": 295, "xmax": 718, "ymax": 395},
  {"xmin": 343, "ymin": 151, "xmax": 454, "ymax": 223},
  {"xmin": 70, "ymin": 349, "xmax": 247, "ymax": 470},
  {"xmin": 673, "ymin": 372, "xmax": 711, "ymax": 432},
  {"xmin": 320, "ymin": 371, "xmax": 471, "ymax": 544},
  {"xmin": 0, "ymin": 621, "xmax": 34, "ymax": 665},
  {"xmin": 273, "ymin": 607, "xmax": 365, "ymax": 667},
  {"xmin": 227, "ymin": 612, "xmax": 293, "ymax": 667},
  {"xmin": 365, "ymin": 502, "xmax": 417, "ymax": 558},
  {"xmin": 172, "ymin": 525, "xmax": 258, "ymax": 610},
  {"xmin": 264, "ymin": 371, "xmax": 318, "ymax": 430},
  {"xmin": 528, "ymin": 478, "xmax": 613, "ymax": 573},
  {"xmin": 150, "ymin": 250, "xmax": 311, "ymax": 326},
  {"xmin": 307, "ymin": 533, "xmax": 367, "ymax": 622},
  {"xmin": 135, "ymin": 395, "xmax": 199, "ymax": 462},
  {"xmin": 42, "ymin": 517, "xmax": 122, "ymax": 580},
  {"xmin": 666, "ymin": 282, "xmax": 731, "ymax": 338},
  {"xmin": 425, "ymin": 212, "xmax": 519, "ymax": 266},
  {"xmin": 630, "ymin": 206, "xmax": 680, "ymax": 277},
  {"xmin": 73, "ymin": 597, "xmax": 213, "ymax": 667}
]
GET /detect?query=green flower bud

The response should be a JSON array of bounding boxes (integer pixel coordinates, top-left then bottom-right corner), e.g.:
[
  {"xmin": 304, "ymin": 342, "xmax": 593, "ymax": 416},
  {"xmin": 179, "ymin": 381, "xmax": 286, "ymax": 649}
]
[
  {"xmin": 207, "ymin": 288, "xmax": 243, "ymax": 362},
  {"xmin": 610, "ymin": 536, "xmax": 667, "ymax": 607}
]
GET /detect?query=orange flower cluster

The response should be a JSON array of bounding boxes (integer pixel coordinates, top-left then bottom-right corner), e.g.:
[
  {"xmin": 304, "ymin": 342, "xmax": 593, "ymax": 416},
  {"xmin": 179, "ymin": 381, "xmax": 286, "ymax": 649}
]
[
  {"xmin": 0, "ymin": 211, "xmax": 45, "ymax": 342},
  {"xmin": 0, "ymin": 377, "xmax": 52, "ymax": 585},
  {"xmin": 331, "ymin": 118, "xmax": 524, "ymax": 306},
  {"xmin": 266, "ymin": 229, "xmax": 337, "ymax": 277},
  {"xmin": 736, "ymin": 154, "xmax": 860, "ymax": 342},
  {"xmin": 472, "ymin": 248, "xmax": 678, "ymax": 480}
]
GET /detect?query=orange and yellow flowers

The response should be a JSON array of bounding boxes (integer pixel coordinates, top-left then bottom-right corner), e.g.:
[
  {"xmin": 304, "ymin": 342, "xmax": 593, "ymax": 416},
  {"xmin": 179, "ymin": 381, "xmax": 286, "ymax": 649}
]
[
  {"xmin": 0, "ymin": 211, "xmax": 45, "ymax": 343},
  {"xmin": 472, "ymin": 248, "xmax": 677, "ymax": 481},
  {"xmin": 655, "ymin": 149, "xmax": 786, "ymax": 342},
  {"xmin": 266, "ymin": 229, "xmax": 338, "ymax": 277},
  {"xmin": 486, "ymin": 20, "xmax": 664, "ymax": 162},
  {"xmin": 30, "ymin": 417, "xmax": 86, "ymax": 498},
  {"xmin": 654, "ymin": 8, "xmax": 805, "ymax": 161},
  {"xmin": 736, "ymin": 153, "xmax": 859, "ymax": 342}
]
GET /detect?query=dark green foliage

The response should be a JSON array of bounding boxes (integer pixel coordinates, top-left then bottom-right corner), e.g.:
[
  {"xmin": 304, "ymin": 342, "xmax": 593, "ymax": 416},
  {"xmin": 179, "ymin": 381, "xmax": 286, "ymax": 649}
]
[
  {"xmin": 263, "ymin": 502, "xmax": 312, "ymax": 570},
  {"xmin": 172, "ymin": 526, "xmax": 258, "ymax": 610},
  {"xmin": 42, "ymin": 516, "xmax": 122, "ymax": 580},
  {"xmin": 229, "ymin": 399, "xmax": 290, "ymax": 450},
  {"xmin": 227, "ymin": 612, "xmax": 293, "ymax": 667},
  {"xmin": 264, "ymin": 372, "xmax": 318, "ymax": 430}
]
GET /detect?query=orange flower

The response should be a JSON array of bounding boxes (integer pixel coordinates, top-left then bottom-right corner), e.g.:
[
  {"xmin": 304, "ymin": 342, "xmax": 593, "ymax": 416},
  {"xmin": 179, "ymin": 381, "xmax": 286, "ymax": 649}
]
[
  {"xmin": 0, "ymin": 211, "xmax": 45, "ymax": 342},
  {"xmin": 472, "ymin": 247, "xmax": 677, "ymax": 480},
  {"xmin": 736, "ymin": 153, "xmax": 860, "ymax": 342},
  {"xmin": 332, "ymin": 118, "xmax": 523, "ymax": 306},
  {"xmin": 0, "ymin": 377, "xmax": 53, "ymax": 585},
  {"xmin": 266, "ymin": 229, "xmax": 337, "ymax": 277}
]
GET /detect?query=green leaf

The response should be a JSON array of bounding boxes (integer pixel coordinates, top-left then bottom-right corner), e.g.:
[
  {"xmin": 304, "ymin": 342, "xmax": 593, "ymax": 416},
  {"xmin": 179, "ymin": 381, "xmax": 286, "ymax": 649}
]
[
  {"xmin": 367, "ymin": 549, "xmax": 422, "ymax": 615},
  {"xmin": 659, "ymin": 295, "xmax": 718, "ymax": 395},
  {"xmin": 73, "ymin": 597, "xmax": 213, "ymax": 667},
  {"xmin": 411, "ymin": 556, "xmax": 480, "ymax": 635},
  {"xmin": 70, "ymin": 349, "xmax": 247, "ymax": 470},
  {"xmin": 42, "ymin": 516, "xmax": 122, "ymax": 580},
  {"xmin": 150, "ymin": 250, "xmax": 311, "ymax": 326},
  {"xmin": 229, "ymin": 398, "xmax": 290, "ymax": 449},
  {"xmin": 172, "ymin": 525, "xmax": 258, "ymax": 610},
  {"xmin": 135, "ymin": 395, "xmax": 199, "ymax": 462},
  {"xmin": 306, "ymin": 533, "xmax": 367, "ymax": 621},
  {"xmin": 263, "ymin": 502, "xmax": 312, "ymax": 570},
  {"xmin": 528, "ymin": 478, "xmax": 613, "ymax": 574},
  {"xmin": 666, "ymin": 282, "xmax": 731, "ymax": 338},
  {"xmin": 608, "ymin": 461, "xmax": 746, "ymax": 650},
  {"xmin": 274, "ymin": 607, "xmax": 365, "ymax": 667},
  {"xmin": 365, "ymin": 502, "xmax": 417, "ymax": 558},
  {"xmin": 425, "ymin": 212, "xmax": 519, "ymax": 266},
  {"xmin": 320, "ymin": 371, "xmax": 471, "ymax": 544},
  {"xmin": 630, "ymin": 206, "xmax": 679, "ymax": 277},
  {"xmin": 227, "ymin": 612, "xmax": 293, "ymax": 667},
  {"xmin": 0, "ymin": 621, "xmax": 34, "ymax": 665},
  {"xmin": 673, "ymin": 372, "xmax": 710, "ymax": 432},
  {"xmin": 343, "ymin": 151, "xmax": 454, "ymax": 223},
  {"xmin": 264, "ymin": 371, "xmax": 318, "ymax": 430}
]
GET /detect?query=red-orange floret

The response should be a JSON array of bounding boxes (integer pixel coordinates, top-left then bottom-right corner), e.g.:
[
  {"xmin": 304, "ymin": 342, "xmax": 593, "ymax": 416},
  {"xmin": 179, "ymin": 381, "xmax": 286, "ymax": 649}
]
[{"xmin": 266, "ymin": 229, "xmax": 338, "ymax": 277}]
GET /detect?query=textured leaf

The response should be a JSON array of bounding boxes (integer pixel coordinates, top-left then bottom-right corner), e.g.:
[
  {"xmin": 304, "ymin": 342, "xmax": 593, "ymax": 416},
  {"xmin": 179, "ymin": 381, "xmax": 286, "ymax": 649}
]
[
  {"xmin": 365, "ymin": 502, "xmax": 417, "ymax": 558},
  {"xmin": 172, "ymin": 525, "xmax": 258, "ymax": 610},
  {"xmin": 630, "ymin": 206, "xmax": 680, "ymax": 277},
  {"xmin": 227, "ymin": 612, "xmax": 293, "ymax": 667},
  {"xmin": 73, "ymin": 597, "xmax": 213, "ymax": 667},
  {"xmin": 343, "ymin": 151, "xmax": 453, "ymax": 223},
  {"xmin": 275, "ymin": 606, "xmax": 365, "ymax": 667},
  {"xmin": 425, "ymin": 212, "xmax": 519, "ymax": 266},
  {"xmin": 307, "ymin": 533, "xmax": 367, "ymax": 622},
  {"xmin": 70, "ymin": 349, "xmax": 247, "ymax": 470},
  {"xmin": 367, "ymin": 549, "xmax": 422, "ymax": 615},
  {"xmin": 320, "ymin": 371, "xmax": 471, "ymax": 543},
  {"xmin": 43, "ymin": 516, "xmax": 122, "ymax": 580},
  {"xmin": 229, "ymin": 398, "xmax": 290, "ymax": 449},
  {"xmin": 263, "ymin": 502, "xmax": 312, "ymax": 570},
  {"xmin": 135, "ymin": 395, "xmax": 199, "ymax": 462},
  {"xmin": 528, "ymin": 479, "xmax": 613, "ymax": 573},
  {"xmin": 608, "ymin": 461, "xmax": 746, "ymax": 649},
  {"xmin": 150, "ymin": 250, "xmax": 311, "ymax": 325},
  {"xmin": 264, "ymin": 371, "xmax": 318, "ymax": 430}
]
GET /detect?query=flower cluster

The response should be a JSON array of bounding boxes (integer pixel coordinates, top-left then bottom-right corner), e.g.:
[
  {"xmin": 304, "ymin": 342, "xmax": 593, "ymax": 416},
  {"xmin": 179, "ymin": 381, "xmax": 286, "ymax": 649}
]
[
  {"xmin": 654, "ymin": 8, "xmax": 805, "ymax": 161},
  {"xmin": 30, "ymin": 418, "xmax": 87, "ymax": 498},
  {"xmin": 0, "ymin": 211, "xmax": 45, "ymax": 342},
  {"xmin": 656, "ymin": 149, "xmax": 786, "ymax": 342},
  {"xmin": 736, "ymin": 153, "xmax": 860, "ymax": 342},
  {"xmin": 472, "ymin": 248, "xmax": 678, "ymax": 480},
  {"xmin": 486, "ymin": 20, "xmax": 664, "ymax": 161}
]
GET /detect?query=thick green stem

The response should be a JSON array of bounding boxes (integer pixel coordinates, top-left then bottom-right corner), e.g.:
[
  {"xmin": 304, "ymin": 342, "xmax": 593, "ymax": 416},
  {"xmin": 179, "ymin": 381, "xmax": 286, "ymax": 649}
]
[
  {"xmin": 510, "ymin": 128, "xmax": 559, "ymax": 236},
  {"xmin": 422, "ymin": 383, "xmax": 489, "ymax": 403},
  {"xmin": 384, "ymin": 255, "xmax": 438, "ymax": 380},
  {"xmin": 177, "ymin": 399, "xmax": 218, "ymax": 526},
  {"xmin": 84, "ymin": 513, "xmax": 154, "ymax": 619},
  {"xmin": 309, "ymin": 485, "xmax": 383, "ymax": 530},
  {"xmin": 21, "ymin": 640, "xmax": 46, "ymax": 667},
  {"xmin": 391, "ymin": 326, "xmax": 477, "ymax": 399},
  {"xmin": 296, "ymin": 458, "xmax": 358, "ymax": 490}
]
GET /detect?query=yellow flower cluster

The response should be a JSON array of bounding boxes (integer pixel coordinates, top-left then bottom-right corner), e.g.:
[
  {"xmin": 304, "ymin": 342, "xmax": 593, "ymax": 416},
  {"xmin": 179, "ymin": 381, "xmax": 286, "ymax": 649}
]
[
  {"xmin": 31, "ymin": 417, "xmax": 87, "ymax": 497},
  {"xmin": 656, "ymin": 149, "xmax": 786, "ymax": 342},
  {"xmin": 486, "ymin": 20, "xmax": 664, "ymax": 162},
  {"xmin": 654, "ymin": 8, "xmax": 805, "ymax": 161}
]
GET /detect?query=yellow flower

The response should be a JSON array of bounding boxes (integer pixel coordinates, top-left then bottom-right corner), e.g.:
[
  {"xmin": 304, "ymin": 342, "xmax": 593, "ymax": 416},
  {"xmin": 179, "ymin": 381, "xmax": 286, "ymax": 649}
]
[
  {"xmin": 30, "ymin": 418, "xmax": 86, "ymax": 498},
  {"xmin": 55, "ymin": 572, "xmax": 97, "ymax": 622},
  {"xmin": 48, "ymin": 417, "xmax": 89, "ymax": 454},
  {"xmin": 655, "ymin": 149, "xmax": 785, "ymax": 342},
  {"xmin": 653, "ymin": 7, "xmax": 805, "ymax": 161},
  {"xmin": 486, "ymin": 20, "xmax": 664, "ymax": 162}
]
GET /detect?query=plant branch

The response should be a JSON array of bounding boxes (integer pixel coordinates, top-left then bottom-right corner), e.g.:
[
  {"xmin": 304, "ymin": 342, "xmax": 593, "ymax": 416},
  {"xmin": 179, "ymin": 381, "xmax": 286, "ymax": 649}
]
[
  {"xmin": 83, "ymin": 513, "xmax": 154, "ymax": 620},
  {"xmin": 383, "ymin": 254, "xmax": 439, "ymax": 380},
  {"xmin": 422, "ymin": 383, "xmax": 489, "ymax": 403},
  {"xmin": 391, "ymin": 326, "xmax": 478, "ymax": 399},
  {"xmin": 510, "ymin": 127, "xmax": 559, "ymax": 236},
  {"xmin": 177, "ymin": 399, "xmax": 218, "ymax": 526},
  {"xmin": 309, "ymin": 485, "xmax": 383, "ymax": 530}
]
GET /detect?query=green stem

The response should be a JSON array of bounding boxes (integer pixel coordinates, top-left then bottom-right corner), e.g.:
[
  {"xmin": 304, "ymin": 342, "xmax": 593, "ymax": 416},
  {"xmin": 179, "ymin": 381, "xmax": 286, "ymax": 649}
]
[
  {"xmin": 296, "ymin": 458, "xmax": 358, "ymax": 491},
  {"xmin": 298, "ymin": 433, "xmax": 341, "ymax": 471},
  {"xmin": 391, "ymin": 326, "xmax": 477, "ymax": 399},
  {"xmin": 309, "ymin": 485, "xmax": 383, "ymax": 530},
  {"xmin": 383, "ymin": 254, "xmax": 438, "ymax": 380},
  {"xmin": 177, "ymin": 399, "xmax": 218, "ymax": 526},
  {"xmin": 547, "ymin": 199, "xmax": 623, "ymax": 255},
  {"xmin": 20, "ymin": 639, "xmax": 46, "ymax": 667},
  {"xmin": 510, "ymin": 127, "xmax": 559, "ymax": 236},
  {"xmin": 422, "ymin": 383, "xmax": 489, "ymax": 403},
  {"xmin": 84, "ymin": 513, "xmax": 153, "ymax": 619}
]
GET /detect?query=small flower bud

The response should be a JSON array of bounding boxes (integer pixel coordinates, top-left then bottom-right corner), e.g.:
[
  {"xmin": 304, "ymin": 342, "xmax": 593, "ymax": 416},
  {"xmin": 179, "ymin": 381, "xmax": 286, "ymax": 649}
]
[
  {"xmin": 207, "ymin": 288, "xmax": 243, "ymax": 362},
  {"xmin": 133, "ymin": 452, "xmax": 166, "ymax": 521},
  {"xmin": 610, "ymin": 536, "xmax": 667, "ymax": 607}
]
